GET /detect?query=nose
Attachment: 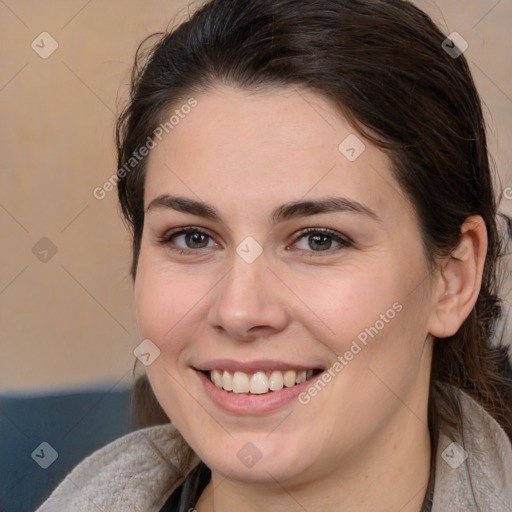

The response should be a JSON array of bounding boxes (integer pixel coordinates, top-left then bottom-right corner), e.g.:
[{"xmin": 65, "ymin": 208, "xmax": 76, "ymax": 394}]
[{"xmin": 207, "ymin": 253, "xmax": 290, "ymax": 341}]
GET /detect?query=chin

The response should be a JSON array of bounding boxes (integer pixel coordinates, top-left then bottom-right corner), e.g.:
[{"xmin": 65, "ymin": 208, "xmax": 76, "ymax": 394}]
[{"xmin": 194, "ymin": 433, "xmax": 318, "ymax": 485}]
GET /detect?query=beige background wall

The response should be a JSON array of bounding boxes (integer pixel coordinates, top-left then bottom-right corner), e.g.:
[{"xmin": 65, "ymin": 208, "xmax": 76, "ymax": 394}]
[{"xmin": 1, "ymin": 0, "xmax": 511, "ymax": 393}]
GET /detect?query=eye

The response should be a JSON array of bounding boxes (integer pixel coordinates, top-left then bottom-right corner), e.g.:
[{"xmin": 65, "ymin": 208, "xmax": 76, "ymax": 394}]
[
  {"xmin": 158, "ymin": 226, "xmax": 351, "ymax": 256},
  {"xmin": 158, "ymin": 227, "xmax": 218, "ymax": 254},
  {"xmin": 291, "ymin": 228, "xmax": 352, "ymax": 254}
]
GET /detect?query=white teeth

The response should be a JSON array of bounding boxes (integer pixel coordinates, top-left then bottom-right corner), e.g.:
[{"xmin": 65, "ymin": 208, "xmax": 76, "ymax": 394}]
[
  {"xmin": 283, "ymin": 370, "xmax": 296, "ymax": 387},
  {"xmin": 208, "ymin": 369, "xmax": 318, "ymax": 394},
  {"xmin": 249, "ymin": 372, "xmax": 269, "ymax": 394},
  {"xmin": 211, "ymin": 369, "xmax": 223, "ymax": 388},
  {"xmin": 222, "ymin": 371, "xmax": 233, "ymax": 391},
  {"xmin": 268, "ymin": 370, "xmax": 284, "ymax": 391},
  {"xmin": 232, "ymin": 371, "xmax": 250, "ymax": 393}
]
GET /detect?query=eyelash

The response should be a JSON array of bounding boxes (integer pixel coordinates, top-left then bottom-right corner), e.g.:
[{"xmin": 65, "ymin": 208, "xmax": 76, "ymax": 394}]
[{"xmin": 157, "ymin": 226, "xmax": 353, "ymax": 257}]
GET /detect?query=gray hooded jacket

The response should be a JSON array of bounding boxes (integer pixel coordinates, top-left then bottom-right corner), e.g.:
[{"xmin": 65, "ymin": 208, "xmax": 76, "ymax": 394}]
[{"xmin": 36, "ymin": 389, "xmax": 512, "ymax": 511}]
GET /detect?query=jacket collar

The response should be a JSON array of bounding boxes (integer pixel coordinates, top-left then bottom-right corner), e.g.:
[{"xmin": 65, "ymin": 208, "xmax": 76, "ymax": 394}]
[{"xmin": 431, "ymin": 389, "xmax": 512, "ymax": 511}]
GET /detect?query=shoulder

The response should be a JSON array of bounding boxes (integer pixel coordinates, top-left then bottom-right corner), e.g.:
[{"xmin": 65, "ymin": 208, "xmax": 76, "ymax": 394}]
[
  {"xmin": 36, "ymin": 423, "xmax": 200, "ymax": 512},
  {"xmin": 432, "ymin": 387, "xmax": 512, "ymax": 511}
]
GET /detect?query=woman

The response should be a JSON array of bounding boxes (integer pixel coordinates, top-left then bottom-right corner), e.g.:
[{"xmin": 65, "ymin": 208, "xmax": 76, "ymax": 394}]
[{"xmin": 37, "ymin": 0, "xmax": 512, "ymax": 510}]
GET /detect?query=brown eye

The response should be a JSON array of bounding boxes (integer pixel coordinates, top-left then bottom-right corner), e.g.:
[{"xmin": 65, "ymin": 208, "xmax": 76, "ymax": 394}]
[
  {"xmin": 180, "ymin": 231, "xmax": 210, "ymax": 249},
  {"xmin": 158, "ymin": 227, "xmax": 218, "ymax": 253},
  {"xmin": 292, "ymin": 228, "xmax": 352, "ymax": 254},
  {"xmin": 307, "ymin": 233, "xmax": 334, "ymax": 251}
]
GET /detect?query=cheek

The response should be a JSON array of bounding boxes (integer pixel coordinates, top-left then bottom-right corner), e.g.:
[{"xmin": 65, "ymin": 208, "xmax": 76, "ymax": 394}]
[
  {"xmin": 291, "ymin": 256, "xmax": 430, "ymax": 396},
  {"xmin": 134, "ymin": 271, "xmax": 178, "ymax": 346},
  {"xmin": 134, "ymin": 253, "xmax": 211, "ymax": 348},
  {"xmin": 289, "ymin": 265, "xmax": 401, "ymax": 355},
  {"xmin": 134, "ymin": 248, "xmax": 211, "ymax": 332},
  {"xmin": 133, "ymin": 257, "xmax": 208, "ymax": 423}
]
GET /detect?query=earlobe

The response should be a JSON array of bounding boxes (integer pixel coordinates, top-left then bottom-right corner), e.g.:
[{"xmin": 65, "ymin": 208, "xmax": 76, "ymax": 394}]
[{"xmin": 428, "ymin": 216, "xmax": 487, "ymax": 339}]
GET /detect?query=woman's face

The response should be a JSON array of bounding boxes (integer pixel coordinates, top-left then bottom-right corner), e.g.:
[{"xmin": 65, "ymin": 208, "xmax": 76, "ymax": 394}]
[{"xmin": 135, "ymin": 86, "xmax": 438, "ymax": 485}]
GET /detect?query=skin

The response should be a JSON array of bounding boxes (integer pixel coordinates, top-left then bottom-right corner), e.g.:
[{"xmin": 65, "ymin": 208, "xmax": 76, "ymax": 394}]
[{"xmin": 134, "ymin": 86, "xmax": 487, "ymax": 512}]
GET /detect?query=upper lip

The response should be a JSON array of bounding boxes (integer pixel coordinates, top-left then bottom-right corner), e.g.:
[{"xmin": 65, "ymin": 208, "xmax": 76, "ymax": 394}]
[{"xmin": 194, "ymin": 359, "xmax": 324, "ymax": 374}]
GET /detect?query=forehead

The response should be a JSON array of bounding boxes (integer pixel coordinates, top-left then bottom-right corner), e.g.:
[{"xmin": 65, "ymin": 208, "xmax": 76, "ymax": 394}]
[{"xmin": 143, "ymin": 86, "xmax": 411, "ymax": 223}]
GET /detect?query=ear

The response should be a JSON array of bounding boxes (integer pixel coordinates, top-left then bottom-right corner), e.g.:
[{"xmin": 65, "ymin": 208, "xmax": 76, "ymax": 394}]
[{"xmin": 428, "ymin": 215, "xmax": 488, "ymax": 338}]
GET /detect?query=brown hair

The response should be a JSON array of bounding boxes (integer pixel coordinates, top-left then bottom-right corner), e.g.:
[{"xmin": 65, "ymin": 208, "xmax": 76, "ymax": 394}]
[{"xmin": 117, "ymin": 0, "xmax": 512, "ymax": 465}]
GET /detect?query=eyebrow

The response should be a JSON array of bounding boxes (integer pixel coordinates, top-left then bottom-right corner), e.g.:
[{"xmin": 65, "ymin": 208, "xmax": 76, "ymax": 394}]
[{"xmin": 145, "ymin": 194, "xmax": 380, "ymax": 224}]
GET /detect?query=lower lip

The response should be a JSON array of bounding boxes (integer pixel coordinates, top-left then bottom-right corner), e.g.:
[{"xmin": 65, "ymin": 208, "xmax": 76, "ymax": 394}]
[{"xmin": 197, "ymin": 370, "xmax": 321, "ymax": 415}]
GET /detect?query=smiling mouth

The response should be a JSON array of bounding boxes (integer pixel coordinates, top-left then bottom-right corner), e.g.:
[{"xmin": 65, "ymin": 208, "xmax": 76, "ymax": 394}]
[{"xmin": 205, "ymin": 369, "xmax": 323, "ymax": 394}]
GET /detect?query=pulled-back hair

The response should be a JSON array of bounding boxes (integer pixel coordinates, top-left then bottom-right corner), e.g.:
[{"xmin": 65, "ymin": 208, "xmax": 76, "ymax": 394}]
[{"xmin": 116, "ymin": 0, "xmax": 512, "ymax": 466}]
